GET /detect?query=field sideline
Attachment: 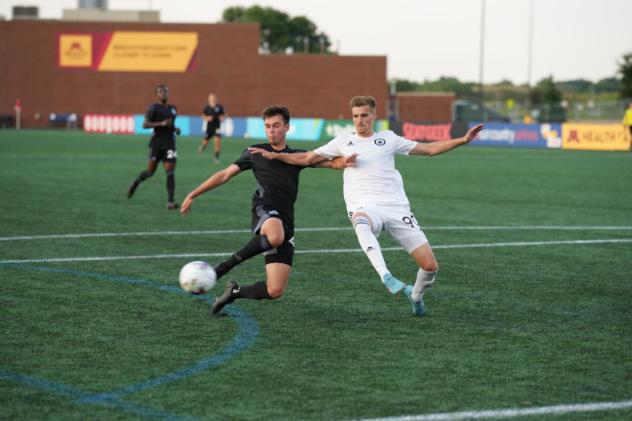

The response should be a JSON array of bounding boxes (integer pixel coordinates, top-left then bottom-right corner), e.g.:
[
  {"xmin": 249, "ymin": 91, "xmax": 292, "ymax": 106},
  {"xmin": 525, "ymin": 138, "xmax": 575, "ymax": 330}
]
[{"xmin": 1, "ymin": 130, "xmax": 631, "ymax": 420}]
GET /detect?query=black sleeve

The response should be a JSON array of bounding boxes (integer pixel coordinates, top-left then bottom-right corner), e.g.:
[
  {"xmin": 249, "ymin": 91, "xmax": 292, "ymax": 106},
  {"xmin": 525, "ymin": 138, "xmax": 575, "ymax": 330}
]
[
  {"xmin": 145, "ymin": 104, "xmax": 156, "ymax": 122},
  {"xmin": 233, "ymin": 148, "xmax": 253, "ymax": 171}
]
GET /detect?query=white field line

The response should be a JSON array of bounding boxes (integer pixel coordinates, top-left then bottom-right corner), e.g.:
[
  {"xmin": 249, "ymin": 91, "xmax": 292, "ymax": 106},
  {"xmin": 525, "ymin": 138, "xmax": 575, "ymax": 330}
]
[
  {"xmin": 355, "ymin": 399, "xmax": 632, "ymax": 421},
  {"xmin": 1, "ymin": 238, "xmax": 631, "ymax": 264},
  {"xmin": 2, "ymin": 225, "xmax": 632, "ymax": 241}
]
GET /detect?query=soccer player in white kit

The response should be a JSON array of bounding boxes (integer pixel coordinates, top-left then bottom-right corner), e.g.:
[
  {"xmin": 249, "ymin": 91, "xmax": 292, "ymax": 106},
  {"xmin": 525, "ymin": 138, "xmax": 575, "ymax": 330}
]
[{"xmin": 250, "ymin": 96, "xmax": 483, "ymax": 317}]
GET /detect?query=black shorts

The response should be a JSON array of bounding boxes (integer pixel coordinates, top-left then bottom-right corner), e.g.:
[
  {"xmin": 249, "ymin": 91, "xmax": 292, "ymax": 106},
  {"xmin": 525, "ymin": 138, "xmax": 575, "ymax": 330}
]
[
  {"xmin": 148, "ymin": 145, "xmax": 177, "ymax": 163},
  {"xmin": 204, "ymin": 124, "xmax": 221, "ymax": 140},
  {"xmin": 251, "ymin": 205, "xmax": 294, "ymax": 266}
]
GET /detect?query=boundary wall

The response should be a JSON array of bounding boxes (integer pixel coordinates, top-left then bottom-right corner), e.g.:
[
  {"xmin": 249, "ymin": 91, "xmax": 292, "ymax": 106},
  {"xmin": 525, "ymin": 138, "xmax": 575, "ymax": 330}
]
[{"xmin": 83, "ymin": 114, "xmax": 631, "ymax": 151}]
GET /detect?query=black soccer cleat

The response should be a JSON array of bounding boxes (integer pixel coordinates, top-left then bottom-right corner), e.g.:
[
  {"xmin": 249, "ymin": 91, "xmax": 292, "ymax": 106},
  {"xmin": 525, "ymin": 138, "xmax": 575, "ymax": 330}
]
[
  {"xmin": 127, "ymin": 180, "xmax": 139, "ymax": 199},
  {"xmin": 211, "ymin": 281, "xmax": 239, "ymax": 315}
]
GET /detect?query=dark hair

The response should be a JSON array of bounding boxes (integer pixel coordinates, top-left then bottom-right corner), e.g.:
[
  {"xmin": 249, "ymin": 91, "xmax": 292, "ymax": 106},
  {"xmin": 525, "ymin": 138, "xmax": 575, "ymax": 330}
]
[
  {"xmin": 155, "ymin": 84, "xmax": 168, "ymax": 93},
  {"xmin": 262, "ymin": 105, "xmax": 290, "ymax": 124},
  {"xmin": 350, "ymin": 96, "xmax": 376, "ymax": 111}
]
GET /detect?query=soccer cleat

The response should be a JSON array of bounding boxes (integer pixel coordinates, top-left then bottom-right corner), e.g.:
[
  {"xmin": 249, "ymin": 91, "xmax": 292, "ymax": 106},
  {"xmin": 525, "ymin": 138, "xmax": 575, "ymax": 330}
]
[
  {"xmin": 211, "ymin": 281, "xmax": 240, "ymax": 315},
  {"xmin": 127, "ymin": 180, "xmax": 139, "ymax": 199},
  {"xmin": 404, "ymin": 285, "xmax": 425, "ymax": 317},
  {"xmin": 167, "ymin": 202, "xmax": 179, "ymax": 210},
  {"xmin": 382, "ymin": 273, "xmax": 406, "ymax": 294}
]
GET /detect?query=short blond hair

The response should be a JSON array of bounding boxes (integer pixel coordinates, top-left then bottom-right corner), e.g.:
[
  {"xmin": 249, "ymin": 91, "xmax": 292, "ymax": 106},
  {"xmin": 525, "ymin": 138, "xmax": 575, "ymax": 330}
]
[{"xmin": 350, "ymin": 96, "xmax": 376, "ymax": 111}]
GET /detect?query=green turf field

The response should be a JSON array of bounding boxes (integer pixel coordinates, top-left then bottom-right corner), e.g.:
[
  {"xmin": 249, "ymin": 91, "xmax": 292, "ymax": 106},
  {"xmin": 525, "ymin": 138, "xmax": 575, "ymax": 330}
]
[{"xmin": 1, "ymin": 130, "xmax": 631, "ymax": 420}]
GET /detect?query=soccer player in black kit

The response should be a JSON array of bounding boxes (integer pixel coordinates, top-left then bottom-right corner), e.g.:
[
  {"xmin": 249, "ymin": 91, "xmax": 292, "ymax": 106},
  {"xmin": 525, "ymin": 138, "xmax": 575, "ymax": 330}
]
[
  {"xmin": 181, "ymin": 105, "xmax": 355, "ymax": 315},
  {"xmin": 127, "ymin": 84, "xmax": 181, "ymax": 210},
  {"xmin": 198, "ymin": 93, "xmax": 225, "ymax": 163}
]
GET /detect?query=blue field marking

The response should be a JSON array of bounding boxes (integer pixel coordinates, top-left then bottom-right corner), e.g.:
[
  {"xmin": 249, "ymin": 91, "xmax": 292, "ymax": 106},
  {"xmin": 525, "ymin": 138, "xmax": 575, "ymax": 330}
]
[
  {"xmin": 77, "ymin": 304, "xmax": 259, "ymax": 404},
  {"xmin": 0, "ymin": 263, "xmax": 260, "ymax": 419},
  {"xmin": 0, "ymin": 370, "xmax": 193, "ymax": 421}
]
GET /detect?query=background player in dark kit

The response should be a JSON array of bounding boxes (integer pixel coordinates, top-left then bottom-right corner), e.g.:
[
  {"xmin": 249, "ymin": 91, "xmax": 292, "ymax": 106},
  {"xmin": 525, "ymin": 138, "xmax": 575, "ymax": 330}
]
[
  {"xmin": 198, "ymin": 93, "xmax": 226, "ymax": 163},
  {"xmin": 127, "ymin": 84, "xmax": 181, "ymax": 210}
]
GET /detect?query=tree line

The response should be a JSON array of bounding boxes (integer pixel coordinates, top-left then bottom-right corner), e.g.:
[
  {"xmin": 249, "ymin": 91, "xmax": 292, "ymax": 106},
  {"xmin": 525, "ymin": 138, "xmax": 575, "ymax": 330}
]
[{"xmin": 221, "ymin": 6, "xmax": 632, "ymax": 102}]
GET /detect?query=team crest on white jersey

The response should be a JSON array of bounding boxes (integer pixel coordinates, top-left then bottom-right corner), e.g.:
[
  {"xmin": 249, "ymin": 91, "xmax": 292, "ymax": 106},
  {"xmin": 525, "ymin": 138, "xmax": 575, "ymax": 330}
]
[{"xmin": 374, "ymin": 138, "xmax": 386, "ymax": 146}]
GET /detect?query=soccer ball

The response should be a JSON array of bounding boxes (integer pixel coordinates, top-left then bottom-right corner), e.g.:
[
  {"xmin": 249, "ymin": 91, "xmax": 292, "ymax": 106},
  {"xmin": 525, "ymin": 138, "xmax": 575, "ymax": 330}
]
[{"xmin": 178, "ymin": 261, "xmax": 217, "ymax": 294}]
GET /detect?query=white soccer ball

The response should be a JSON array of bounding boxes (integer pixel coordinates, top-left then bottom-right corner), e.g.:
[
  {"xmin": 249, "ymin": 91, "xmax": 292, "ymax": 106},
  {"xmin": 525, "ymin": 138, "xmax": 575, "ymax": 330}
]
[{"xmin": 178, "ymin": 261, "xmax": 217, "ymax": 294}]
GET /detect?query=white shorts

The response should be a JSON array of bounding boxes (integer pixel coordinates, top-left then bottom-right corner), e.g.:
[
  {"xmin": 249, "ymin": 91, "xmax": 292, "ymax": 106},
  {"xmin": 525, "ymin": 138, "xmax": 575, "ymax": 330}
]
[{"xmin": 347, "ymin": 204, "xmax": 428, "ymax": 253}]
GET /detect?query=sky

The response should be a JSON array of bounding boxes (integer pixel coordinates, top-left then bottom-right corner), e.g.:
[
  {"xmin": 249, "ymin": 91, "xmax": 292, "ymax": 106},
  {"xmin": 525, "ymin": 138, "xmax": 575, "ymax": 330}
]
[{"xmin": 2, "ymin": 0, "xmax": 631, "ymax": 84}]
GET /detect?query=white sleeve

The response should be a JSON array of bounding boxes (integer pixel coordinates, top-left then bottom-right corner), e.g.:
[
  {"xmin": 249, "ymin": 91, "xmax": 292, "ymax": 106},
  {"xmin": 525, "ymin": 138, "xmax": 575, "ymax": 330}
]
[
  {"xmin": 391, "ymin": 132, "xmax": 417, "ymax": 155},
  {"xmin": 314, "ymin": 136, "xmax": 342, "ymax": 159}
]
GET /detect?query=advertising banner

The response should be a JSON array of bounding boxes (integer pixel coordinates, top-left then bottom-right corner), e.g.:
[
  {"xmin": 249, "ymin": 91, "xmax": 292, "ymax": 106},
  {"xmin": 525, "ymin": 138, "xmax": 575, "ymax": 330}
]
[
  {"xmin": 58, "ymin": 32, "xmax": 198, "ymax": 72},
  {"xmin": 83, "ymin": 114, "xmax": 134, "ymax": 134},
  {"xmin": 219, "ymin": 117, "xmax": 247, "ymax": 138},
  {"xmin": 391, "ymin": 121, "xmax": 462, "ymax": 141},
  {"xmin": 401, "ymin": 122, "xmax": 452, "ymax": 141},
  {"xmin": 133, "ymin": 115, "xmax": 190, "ymax": 136},
  {"xmin": 188, "ymin": 117, "xmax": 247, "ymax": 138},
  {"xmin": 469, "ymin": 123, "xmax": 562, "ymax": 149},
  {"xmin": 562, "ymin": 123, "xmax": 630, "ymax": 151}
]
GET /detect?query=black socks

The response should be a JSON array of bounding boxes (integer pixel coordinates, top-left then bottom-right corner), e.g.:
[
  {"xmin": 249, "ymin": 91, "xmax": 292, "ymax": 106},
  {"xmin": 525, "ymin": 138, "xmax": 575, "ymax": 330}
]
[
  {"xmin": 234, "ymin": 281, "xmax": 271, "ymax": 300},
  {"xmin": 215, "ymin": 234, "xmax": 273, "ymax": 278}
]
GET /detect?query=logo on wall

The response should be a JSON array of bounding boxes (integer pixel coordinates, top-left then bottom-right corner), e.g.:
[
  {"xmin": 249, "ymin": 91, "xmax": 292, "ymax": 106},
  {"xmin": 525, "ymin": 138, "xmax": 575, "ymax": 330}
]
[
  {"xmin": 58, "ymin": 34, "xmax": 93, "ymax": 68},
  {"xmin": 374, "ymin": 138, "xmax": 386, "ymax": 146}
]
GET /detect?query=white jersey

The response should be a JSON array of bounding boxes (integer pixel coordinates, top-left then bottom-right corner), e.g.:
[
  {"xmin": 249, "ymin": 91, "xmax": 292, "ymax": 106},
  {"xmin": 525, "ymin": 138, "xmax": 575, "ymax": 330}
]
[{"xmin": 314, "ymin": 130, "xmax": 417, "ymax": 210}]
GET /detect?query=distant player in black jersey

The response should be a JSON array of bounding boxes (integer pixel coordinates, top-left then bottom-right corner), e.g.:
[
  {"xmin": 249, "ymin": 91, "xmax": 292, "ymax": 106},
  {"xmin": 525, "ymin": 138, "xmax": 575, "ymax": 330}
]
[
  {"xmin": 127, "ymin": 84, "xmax": 181, "ymax": 210},
  {"xmin": 198, "ymin": 93, "xmax": 225, "ymax": 163},
  {"xmin": 181, "ymin": 105, "xmax": 355, "ymax": 315}
]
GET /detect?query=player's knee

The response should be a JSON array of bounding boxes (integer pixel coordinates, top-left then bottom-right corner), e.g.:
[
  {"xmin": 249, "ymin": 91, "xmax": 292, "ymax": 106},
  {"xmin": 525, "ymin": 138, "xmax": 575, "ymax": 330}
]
[
  {"xmin": 267, "ymin": 284, "xmax": 286, "ymax": 299},
  {"xmin": 264, "ymin": 232, "xmax": 284, "ymax": 248},
  {"xmin": 352, "ymin": 213, "xmax": 372, "ymax": 230},
  {"xmin": 261, "ymin": 218, "xmax": 285, "ymax": 248},
  {"xmin": 421, "ymin": 261, "xmax": 438, "ymax": 273}
]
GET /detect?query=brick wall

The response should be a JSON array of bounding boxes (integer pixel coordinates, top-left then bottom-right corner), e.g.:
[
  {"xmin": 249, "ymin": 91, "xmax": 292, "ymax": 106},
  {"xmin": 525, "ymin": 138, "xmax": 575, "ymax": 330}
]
[{"xmin": 0, "ymin": 20, "xmax": 387, "ymax": 128}]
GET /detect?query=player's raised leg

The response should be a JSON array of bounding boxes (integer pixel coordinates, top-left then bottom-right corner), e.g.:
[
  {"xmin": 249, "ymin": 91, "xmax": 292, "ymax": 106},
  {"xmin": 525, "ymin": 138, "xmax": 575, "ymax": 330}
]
[
  {"xmin": 213, "ymin": 217, "xmax": 283, "ymax": 279},
  {"xmin": 212, "ymin": 218, "xmax": 291, "ymax": 315},
  {"xmin": 352, "ymin": 212, "xmax": 405, "ymax": 294}
]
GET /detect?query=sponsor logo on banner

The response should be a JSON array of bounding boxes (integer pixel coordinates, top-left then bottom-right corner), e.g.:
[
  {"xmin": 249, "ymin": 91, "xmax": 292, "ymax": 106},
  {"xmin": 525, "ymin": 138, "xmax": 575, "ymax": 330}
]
[
  {"xmin": 58, "ymin": 34, "xmax": 93, "ymax": 68},
  {"xmin": 562, "ymin": 124, "xmax": 630, "ymax": 151},
  {"xmin": 402, "ymin": 122, "xmax": 452, "ymax": 141},
  {"xmin": 469, "ymin": 123, "xmax": 561, "ymax": 148},
  {"xmin": 84, "ymin": 114, "xmax": 135, "ymax": 134}
]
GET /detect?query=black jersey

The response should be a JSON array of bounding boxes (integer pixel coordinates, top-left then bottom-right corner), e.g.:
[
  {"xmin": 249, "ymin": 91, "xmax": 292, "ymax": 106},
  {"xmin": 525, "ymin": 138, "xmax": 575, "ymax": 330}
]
[
  {"xmin": 233, "ymin": 143, "xmax": 307, "ymax": 231},
  {"xmin": 146, "ymin": 102, "xmax": 178, "ymax": 149},
  {"xmin": 202, "ymin": 104, "xmax": 225, "ymax": 128}
]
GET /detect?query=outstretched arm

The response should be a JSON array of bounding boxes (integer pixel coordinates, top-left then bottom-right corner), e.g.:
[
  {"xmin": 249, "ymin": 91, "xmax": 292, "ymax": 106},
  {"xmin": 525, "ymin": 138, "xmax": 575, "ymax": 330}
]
[
  {"xmin": 181, "ymin": 164, "xmax": 241, "ymax": 215},
  {"xmin": 314, "ymin": 153, "xmax": 358, "ymax": 169},
  {"xmin": 409, "ymin": 124, "xmax": 484, "ymax": 156},
  {"xmin": 248, "ymin": 148, "xmax": 328, "ymax": 166}
]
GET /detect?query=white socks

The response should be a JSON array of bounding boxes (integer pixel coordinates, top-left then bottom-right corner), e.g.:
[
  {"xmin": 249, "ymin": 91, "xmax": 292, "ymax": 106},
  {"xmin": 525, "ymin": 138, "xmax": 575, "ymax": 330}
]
[
  {"xmin": 412, "ymin": 269, "xmax": 437, "ymax": 301},
  {"xmin": 353, "ymin": 217, "xmax": 388, "ymax": 278}
]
